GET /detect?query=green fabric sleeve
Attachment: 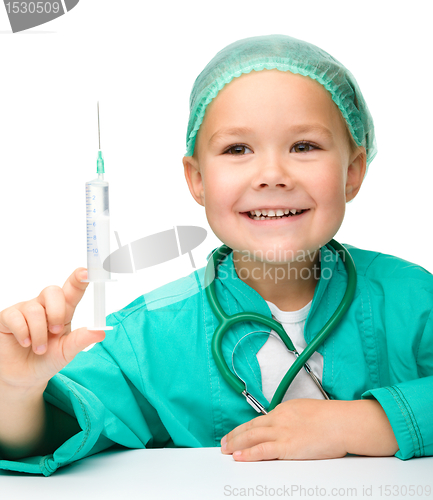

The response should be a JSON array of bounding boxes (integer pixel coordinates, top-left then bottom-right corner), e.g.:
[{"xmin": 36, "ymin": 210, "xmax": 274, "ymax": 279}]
[
  {"xmin": 362, "ymin": 308, "xmax": 433, "ymax": 460},
  {"xmin": 0, "ymin": 319, "xmax": 155, "ymax": 476},
  {"xmin": 362, "ymin": 376, "xmax": 433, "ymax": 460}
]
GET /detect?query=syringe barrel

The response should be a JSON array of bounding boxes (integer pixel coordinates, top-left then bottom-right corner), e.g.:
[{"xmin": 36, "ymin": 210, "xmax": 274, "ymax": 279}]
[{"xmin": 86, "ymin": 178, "xmax": 111, "ymax": 282}]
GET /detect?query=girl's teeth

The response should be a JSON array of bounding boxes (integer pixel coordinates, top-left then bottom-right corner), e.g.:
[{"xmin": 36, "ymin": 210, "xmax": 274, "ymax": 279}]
[
  {"xmin": 248, "ymin": 208, "xmax": 306, "ymax": 220},
  {"xmin": 250, "ymin": 209, "xmax": 303, "ymax": 216}
]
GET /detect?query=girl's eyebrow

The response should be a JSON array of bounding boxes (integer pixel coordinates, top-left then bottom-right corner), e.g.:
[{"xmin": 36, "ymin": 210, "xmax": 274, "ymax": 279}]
[
  {"xmin": 209, "ymin": 126, "xmax": 255, "ymax": 145},
  {"xmin": 208, "ymin": 124, "xmax": 334, "ymax": 146}
]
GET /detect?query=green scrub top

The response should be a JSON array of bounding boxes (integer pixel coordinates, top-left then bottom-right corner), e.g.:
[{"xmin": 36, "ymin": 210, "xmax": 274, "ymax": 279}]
[{"xmin": 1, "ymin": 242, "xmax": 432, "ymax": 476}]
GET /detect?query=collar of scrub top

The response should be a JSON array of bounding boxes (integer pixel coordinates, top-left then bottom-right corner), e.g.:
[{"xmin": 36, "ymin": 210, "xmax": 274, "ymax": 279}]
[{"xmin": 204, "ymin": 242, "xmax": 351, "ymax": 405}]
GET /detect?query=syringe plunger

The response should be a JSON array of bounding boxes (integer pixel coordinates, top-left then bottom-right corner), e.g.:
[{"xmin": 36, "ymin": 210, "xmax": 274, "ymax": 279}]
[{"xmin": 93, "ymin": 282, "xmax": 107, "ymax": 330}]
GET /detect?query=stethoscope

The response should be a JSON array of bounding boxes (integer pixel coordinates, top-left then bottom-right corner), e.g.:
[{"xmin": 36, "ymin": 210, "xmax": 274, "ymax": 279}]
[{"xmin": 204, "ymin": 239, "xmax": 357, "ymax": 415}]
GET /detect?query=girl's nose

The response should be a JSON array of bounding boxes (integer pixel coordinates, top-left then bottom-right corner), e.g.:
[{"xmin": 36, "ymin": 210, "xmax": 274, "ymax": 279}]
[{"xmin": 253, "ymin": 157, "xmax": 295, "ymax": 190}]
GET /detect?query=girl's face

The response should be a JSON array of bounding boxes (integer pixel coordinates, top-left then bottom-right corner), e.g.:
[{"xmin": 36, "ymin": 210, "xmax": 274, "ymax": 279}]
[{"xmin": 183, "ymin": 69, "xmax": 366, "ymax": 263}]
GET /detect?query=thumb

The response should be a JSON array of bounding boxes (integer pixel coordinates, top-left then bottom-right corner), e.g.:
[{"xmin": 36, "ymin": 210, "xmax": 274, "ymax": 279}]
[{"xmin": 62, "ymin": 327, "xmax": 106, "ymax": 364}]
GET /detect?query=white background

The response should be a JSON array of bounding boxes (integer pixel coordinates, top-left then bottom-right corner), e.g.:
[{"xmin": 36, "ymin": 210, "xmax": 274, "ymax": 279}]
[{"xmin": 0, "ymin": 1, "xmax": 432, "ymax": 338}]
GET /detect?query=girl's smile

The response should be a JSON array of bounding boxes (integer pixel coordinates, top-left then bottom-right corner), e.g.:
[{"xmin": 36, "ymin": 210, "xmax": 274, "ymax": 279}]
[{"xmin": 240, "ymin": 208, "xmax": 310, "ymax": 225}]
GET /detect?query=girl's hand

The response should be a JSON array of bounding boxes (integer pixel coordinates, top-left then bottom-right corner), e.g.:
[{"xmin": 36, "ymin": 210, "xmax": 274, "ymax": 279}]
[
  {"xmin": 0, "ymin": 269, "xmax": 106, "ymax": 392},
  {"xmin": 220, "ymin": 398, "xmax": 398, "ymax": 461}
]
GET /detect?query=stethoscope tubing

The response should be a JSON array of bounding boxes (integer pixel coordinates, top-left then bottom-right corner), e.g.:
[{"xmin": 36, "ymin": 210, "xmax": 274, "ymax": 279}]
[
  {"xmin": 269, "ymin": 239, "xmax": 357, "ymax": 409},
  {"xmin": 205, "ymin": 239, "xmax": 357, "ymax": 413}
]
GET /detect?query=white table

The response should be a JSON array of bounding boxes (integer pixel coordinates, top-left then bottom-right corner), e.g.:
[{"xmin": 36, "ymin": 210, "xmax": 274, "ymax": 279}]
[{"xmin": 1, "ymin": 447, "xmax": 432, "ymax": 499}]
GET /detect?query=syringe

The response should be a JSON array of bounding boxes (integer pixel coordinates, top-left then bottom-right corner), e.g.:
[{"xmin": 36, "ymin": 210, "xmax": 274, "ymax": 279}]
[{"xmin": 81, "ymin": 103, "xmax": 115, "ymax": 331}]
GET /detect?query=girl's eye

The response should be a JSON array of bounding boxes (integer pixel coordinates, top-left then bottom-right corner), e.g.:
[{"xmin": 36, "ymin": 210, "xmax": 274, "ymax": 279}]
[
  {"xmin": 291, "ymin": 141, "xmax": 318, "ymax": 153},
  {"xmin": 223, "ymin": 144, "xmax": 253, "ymax": 155},
  {"xmin": 223, "ymin": 141, "xmax": 319, "ymax": 155}
]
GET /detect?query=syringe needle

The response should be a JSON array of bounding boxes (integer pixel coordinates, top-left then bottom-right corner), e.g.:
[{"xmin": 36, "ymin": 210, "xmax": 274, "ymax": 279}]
[
  {"xmin": 97, "ymin": 101, "xmax": 101, "ymax": 150},
  {"xmin": 96, "ymin": 102, "xmax": 105, "ymax": 176}
]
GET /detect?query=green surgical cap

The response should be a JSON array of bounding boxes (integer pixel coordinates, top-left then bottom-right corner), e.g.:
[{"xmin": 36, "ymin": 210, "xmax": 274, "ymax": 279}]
[{"xmin": 185, "ymin": 34, "xmax": 377, "ymax": 173}]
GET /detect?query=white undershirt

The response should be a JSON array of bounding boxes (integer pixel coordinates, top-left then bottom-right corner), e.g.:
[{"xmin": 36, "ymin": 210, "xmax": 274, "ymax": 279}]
[{"xmin": 256, "ymin": 300, "xmax": 326, "ymax": 403}]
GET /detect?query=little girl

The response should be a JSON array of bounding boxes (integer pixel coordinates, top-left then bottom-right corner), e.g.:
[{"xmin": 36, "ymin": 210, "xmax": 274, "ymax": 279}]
[{"xmin": 0, "ymin": 34, "xmax": 431, "ymax": 476}]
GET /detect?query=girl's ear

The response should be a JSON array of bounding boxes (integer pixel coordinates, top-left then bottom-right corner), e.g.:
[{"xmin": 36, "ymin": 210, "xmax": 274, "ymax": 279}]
[
  {"xmin": 183, "ymin": 156, "xmax": 205, "ymax": 206},
  {"xmin": 346, "ymin": 147, "xmax": 367, "ymax": 203}
]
